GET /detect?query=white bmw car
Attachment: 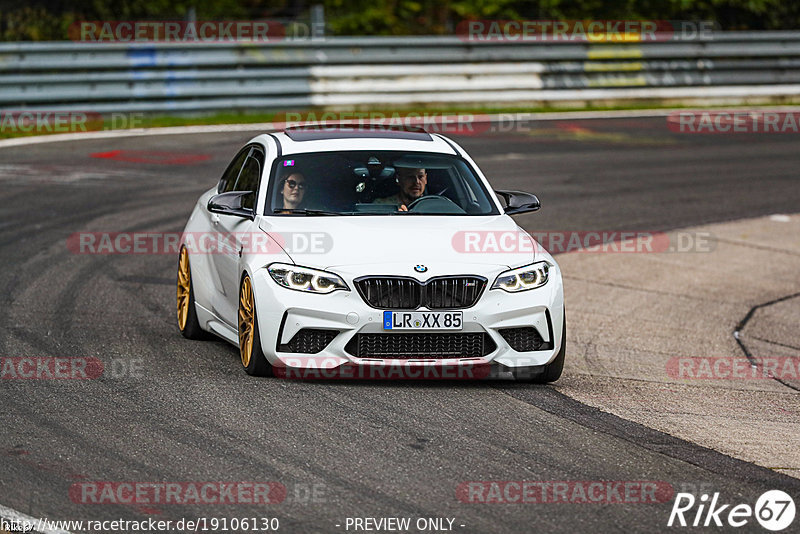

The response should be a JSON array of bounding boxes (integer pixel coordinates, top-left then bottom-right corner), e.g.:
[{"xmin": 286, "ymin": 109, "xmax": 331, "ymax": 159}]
[{"xmin": 177, "ymin": 125, "xmax": 565, "ymax": 382}]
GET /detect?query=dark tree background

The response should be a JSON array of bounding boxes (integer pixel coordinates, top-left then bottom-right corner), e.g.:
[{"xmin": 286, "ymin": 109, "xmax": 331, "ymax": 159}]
[{"xmin": 1, "ymin": 0, "xmax": 799, "ymax": 40}]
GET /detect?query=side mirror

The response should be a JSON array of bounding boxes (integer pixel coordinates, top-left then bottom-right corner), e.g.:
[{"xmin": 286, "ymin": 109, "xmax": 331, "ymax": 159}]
[
  {"xmin": 495, "ymin": 190, "xmax": 541, "ymax": 215},
  {"xmin": 208, "ymin": 191, "xmax": 255, "ymax": 219}
]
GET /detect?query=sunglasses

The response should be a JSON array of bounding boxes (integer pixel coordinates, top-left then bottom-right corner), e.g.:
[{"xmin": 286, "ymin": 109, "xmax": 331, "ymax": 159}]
[{"xmin": 285, "ymin": 179, "xmax": 306, "ymax": 190}]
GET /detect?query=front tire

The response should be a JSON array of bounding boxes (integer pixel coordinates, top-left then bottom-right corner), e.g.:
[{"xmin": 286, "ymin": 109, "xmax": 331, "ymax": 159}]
[
  {"xmin": 238, "ymin": 275, "xmax": 272, "ymax": 377},
  {"xmin": 531, "ymin": 313, "xmax": 566, "ymax": 384},
  {"xmin": 177, "ymin": 246, "xmax": 206, "ymax": 340}
]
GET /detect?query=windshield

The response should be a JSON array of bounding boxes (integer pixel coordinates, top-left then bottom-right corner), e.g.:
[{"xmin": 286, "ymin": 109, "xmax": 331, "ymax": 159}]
[{"xmin": 266, "ymin": 151, "xmax": 500, "ymax": 215}]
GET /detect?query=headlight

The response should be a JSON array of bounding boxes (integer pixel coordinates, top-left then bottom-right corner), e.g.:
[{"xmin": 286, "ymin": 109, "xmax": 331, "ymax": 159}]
[
  {"xmin": 267, "ymin": 263, "xmax": 349, "ymax": 294},
  {"xmin": 491, "ymin": 262, "xmax": 550, "ymax": 292}
]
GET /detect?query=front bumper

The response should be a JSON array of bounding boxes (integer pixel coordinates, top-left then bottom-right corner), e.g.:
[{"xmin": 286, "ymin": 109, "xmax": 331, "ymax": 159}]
[{"xmin": 251, "ymin": 263, "xmax": 565, "ymax": 377}]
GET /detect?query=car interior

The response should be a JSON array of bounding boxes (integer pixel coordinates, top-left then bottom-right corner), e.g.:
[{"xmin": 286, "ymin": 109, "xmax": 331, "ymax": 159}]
[{"xmin": 268, "ymin": 151, "xmax": 495, "ymax": 215}]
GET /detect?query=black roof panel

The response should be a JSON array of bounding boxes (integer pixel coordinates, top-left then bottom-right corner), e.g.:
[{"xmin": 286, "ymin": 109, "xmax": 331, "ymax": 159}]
[{"xmin": 283, "ymin": 124, "xmax": 433, "ymax": 142}]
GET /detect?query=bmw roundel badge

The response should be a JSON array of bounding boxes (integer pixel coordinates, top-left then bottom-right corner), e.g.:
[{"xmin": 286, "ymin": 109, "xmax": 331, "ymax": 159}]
[{"xmin": 414, "ymin": 265, "xmax": 428, "ymax": 273}]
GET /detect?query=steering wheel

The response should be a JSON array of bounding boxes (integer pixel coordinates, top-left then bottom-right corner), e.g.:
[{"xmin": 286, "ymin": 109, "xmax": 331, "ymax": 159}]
[{"xmin": 406, "ymin": 195, "xmax": 465, "ymax": 214}]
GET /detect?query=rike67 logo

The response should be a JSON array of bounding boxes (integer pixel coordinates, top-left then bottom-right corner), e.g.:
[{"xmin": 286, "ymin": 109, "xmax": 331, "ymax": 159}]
[{"xmin": 668, "ymin": 490, "xmax": 795, "ymax": 531}]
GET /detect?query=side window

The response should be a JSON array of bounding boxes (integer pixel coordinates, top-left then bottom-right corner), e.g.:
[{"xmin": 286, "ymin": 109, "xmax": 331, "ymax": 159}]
[
  {"xmin": 217, "ymin": 149, "xmax": 249, "ymax": 193},
  {"xmin": 234, "ymin": 156, "xmax": 262, "ymax": 210}
]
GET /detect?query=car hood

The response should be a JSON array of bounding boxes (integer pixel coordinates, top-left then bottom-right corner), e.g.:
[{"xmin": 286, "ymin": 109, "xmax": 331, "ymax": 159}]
[{"xmin": 257, "ymin": 215, "xmax": 536, "ymax": 273}]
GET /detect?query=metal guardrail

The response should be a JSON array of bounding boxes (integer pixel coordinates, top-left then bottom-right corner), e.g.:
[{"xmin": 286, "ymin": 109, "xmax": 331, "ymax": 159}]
[{"xmin": 3, "ymin": 33, "xmax": 800, "ymax": 113}]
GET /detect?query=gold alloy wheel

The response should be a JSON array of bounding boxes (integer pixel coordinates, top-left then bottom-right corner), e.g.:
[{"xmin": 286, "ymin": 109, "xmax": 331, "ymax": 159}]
[
  {"xmin": 239, "ymin": 276, "xmax": 255, "ymax": 368},
  {"xmin": 176, "ymin": 247, "xmax": 191, "ymax": 330}
]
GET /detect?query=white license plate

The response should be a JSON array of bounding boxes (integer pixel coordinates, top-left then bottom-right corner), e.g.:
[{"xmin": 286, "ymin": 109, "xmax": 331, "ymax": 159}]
[{"xmin": 383, "ymin": 311, "xmax": 463, "ymax": 330}]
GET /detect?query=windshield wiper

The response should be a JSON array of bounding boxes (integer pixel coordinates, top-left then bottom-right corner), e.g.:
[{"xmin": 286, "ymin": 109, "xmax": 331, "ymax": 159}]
[{"xmin": 275, "ymin": 209, "xmax": 340, "ymax": 216}]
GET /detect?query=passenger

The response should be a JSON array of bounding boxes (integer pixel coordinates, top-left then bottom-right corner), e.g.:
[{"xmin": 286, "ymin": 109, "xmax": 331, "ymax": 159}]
[{"xmin": 276, "ymin": 172, "xmax": 307, "ymax": 211}]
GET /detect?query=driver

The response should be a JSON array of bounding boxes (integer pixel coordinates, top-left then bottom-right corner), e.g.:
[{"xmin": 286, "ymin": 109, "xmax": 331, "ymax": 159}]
[{"xmin": 374, "ymin": 167, "xmax": 427, "ymax": 211}]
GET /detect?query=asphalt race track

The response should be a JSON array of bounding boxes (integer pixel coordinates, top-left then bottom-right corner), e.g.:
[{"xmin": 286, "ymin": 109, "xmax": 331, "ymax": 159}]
[{"xmin": 1, "ymin": 117, "xmax": 799, "ymax": 533}]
